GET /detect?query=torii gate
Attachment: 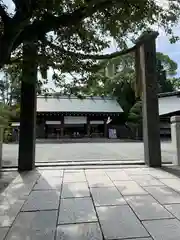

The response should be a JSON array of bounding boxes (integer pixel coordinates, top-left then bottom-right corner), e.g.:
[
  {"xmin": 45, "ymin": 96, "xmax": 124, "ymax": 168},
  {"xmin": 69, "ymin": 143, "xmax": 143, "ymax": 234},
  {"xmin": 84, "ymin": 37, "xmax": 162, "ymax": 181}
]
[
  {"xmin": 135, "ymin": 31, "xmax": 161, "ymax": 167},
  {"xmin": 18, "ymin": 31, "xmax": 161, "ymax": 171}
]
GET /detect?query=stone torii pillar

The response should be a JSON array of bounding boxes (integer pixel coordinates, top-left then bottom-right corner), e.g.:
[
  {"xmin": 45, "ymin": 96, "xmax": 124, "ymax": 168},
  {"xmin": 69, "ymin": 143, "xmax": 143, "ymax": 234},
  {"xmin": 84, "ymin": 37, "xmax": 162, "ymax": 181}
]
[
  {"xmin": 18, "ymin": 42, "xmax": 37, "ymax": 171},
  {"xmin": 135, "ymin": 32, "xmax": 162, "ymax": 167}
]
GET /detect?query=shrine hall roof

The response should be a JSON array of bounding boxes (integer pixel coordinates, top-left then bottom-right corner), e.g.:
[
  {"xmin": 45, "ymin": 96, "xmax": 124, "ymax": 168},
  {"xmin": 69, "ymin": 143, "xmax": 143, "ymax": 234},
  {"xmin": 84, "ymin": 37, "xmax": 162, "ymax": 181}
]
[
  {"xmin": 158, "ymin": 91, "xmax": 180, "ymax": 116},
  {"xmin": 37, "ymin": 95, "xmax": 123, "ymax": 113}
]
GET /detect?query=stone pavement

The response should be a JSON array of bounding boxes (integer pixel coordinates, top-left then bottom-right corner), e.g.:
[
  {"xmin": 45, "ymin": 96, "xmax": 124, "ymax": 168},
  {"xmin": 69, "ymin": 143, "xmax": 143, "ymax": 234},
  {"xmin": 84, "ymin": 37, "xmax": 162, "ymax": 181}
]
[
  {"xmin": 1, "ymin": 166, "xmax": 180, "ymax": 239},
  {"xmin": 2, "ymin": 141, "xmax": 174, "ymax": 167}
]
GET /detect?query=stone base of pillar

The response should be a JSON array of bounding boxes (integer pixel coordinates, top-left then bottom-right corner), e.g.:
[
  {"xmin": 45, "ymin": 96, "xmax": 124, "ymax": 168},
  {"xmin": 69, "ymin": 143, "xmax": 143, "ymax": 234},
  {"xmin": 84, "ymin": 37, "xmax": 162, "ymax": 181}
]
[{"xmin": 171, "ymin": 116, "xmax": 180, "ymax": 165}]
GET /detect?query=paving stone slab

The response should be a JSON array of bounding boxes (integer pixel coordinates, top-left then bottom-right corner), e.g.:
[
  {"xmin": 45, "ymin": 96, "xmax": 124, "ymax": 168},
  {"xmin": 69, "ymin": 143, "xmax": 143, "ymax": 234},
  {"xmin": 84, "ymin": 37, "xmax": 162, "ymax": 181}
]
[
  {"xmin": 164, "ymin": 204, "xmax": 180, "ymax": 220},
  {"xmin": 114, "ymin": 181, "xmax": 148, "ymax": 196},
  {"xmin": 85, "ymin": 173, "xmax": 108, "ymax": 179},
  {"xmin": 125, "ymin": 195, "xmax": 173, "ymax": 220},
  {"xmin": 2, "ymin": 183, "xmax": 34, "ymax": 200},
  {"xmin": 56, "ymin": 222, "xmax": 103, "ymax": 240},
  {"xmin": 160, "ymin": 178, "xmax": 180, "ymax": 193},
  {"xmin": 22, "ymin": 190, "xmax": 60, "ymax": 211},
  {"xmin": 86, "ymin": 176, "xmax": 114, "ymax": 188},
  {"xmin": 150, "ymin": 170, "xmax": 178, "ymax": 179},
  {"xmin": 61, "ymin": 182, "xmax": 90, "ymax": 198},
  {"xmin": 12, "ymin": 171, "xmax": 40, "ymax": 184},
  {"xmin": 144, "ymin": 186, "xmax": 180, "ymax": 204},
  {"xmin": 0, "ymin": 172, "xmax": 19, "ymax": 191},
  {"xmin": 90, "ymin": 187, "xmax": 126, "ymax": 206},
  {"xmin": 64, "ymin": 170, "xmax": 84, "ymax": 173},
  {"xmin": 33, "ymin": 177, "xmax": 62, "ymax": 190},
  {"xmin": 129, "ymin": 175, "xmax": 156, "ymax": 181},
  {"xmin": 124, "ymin": 168, "xmax": 153, "ymax": 176},
  {"xmin": 5, "ymin": 211, "xmax": 57, "ymax": 240},
  {"xmin": 0, "ymin": 182, "xmax": 9, "ymax": 193},
  {"xmin": 0, "ymin": 227, "xmax": 9, "ymax": 240},
  {"xmin": 0, "ymin": 171, "xmax": 19, "ymax": 180},
  {"xmin": 85, "ymin": 170, "xmax": 106, "ymax": 176},
  {"xmin": 143, "ymin": 219, "xmax": 180, "ymax": 240},
  {"xmin": 63, "ymin": 173, "xmax": 86, "ymax": 183},
  {"xmin": 106, "ymin": 171, "xmax": 132, "ymax": 181},
  {"xmin": 134, "ymin": 178, "xmax": 164, "ymax": 187},
  {"xmin": 126, "ymin": 239, "xmax": 152, "ymax": 240},
  {"xmin": 58, "ymin": 197, "xmax": 97, "ymax": 224},
  {"xmin": 105, "ymin": 168, "xmax": 125, "ymax": 172},
  {"xmin": 0, "ymin": 199, "xmax": 25, "ymax": 227},
  {"xmin": 38, "ymin": 167, "xmax": 63, "ymax": 170},
  {"xmin": 129, "ymin": 174, "xmax": 164, "ymax": 186},
  {"xmin": 96, "ymin": 205, "xmax": 149, "ymax": 239},
  {"xmin": 40, "ymin": 170, "xmax": 64, "ymax": 178}
]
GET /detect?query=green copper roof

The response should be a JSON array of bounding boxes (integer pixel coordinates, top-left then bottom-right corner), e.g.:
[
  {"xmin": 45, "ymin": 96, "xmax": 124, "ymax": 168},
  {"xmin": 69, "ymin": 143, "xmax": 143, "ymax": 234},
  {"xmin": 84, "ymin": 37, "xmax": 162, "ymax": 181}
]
[{"xmin": 37, "ymin": 96, "xmax": 123, "ymax": 113}]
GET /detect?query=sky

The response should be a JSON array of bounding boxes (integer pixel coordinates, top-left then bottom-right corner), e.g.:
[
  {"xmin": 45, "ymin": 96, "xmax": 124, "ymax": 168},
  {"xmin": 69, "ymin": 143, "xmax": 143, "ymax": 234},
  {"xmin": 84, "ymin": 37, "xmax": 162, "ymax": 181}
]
[
  {"xmin": 4, "ymin": 0, "xmax": 180, "ymax": 90},
  {"xmin": 156, "ymin": 27, "xmax": 180, "ymax": 76},
  {"xmin": 103, "ymin": 26, "xmax": 180, "ymax": 76}
]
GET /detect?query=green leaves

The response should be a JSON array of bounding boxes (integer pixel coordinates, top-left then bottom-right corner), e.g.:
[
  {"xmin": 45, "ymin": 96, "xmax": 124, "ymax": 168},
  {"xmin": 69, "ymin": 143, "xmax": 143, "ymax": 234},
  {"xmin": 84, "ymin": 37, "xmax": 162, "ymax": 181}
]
[
  {"xmin": 156, "ymin": 52, "xmax": 178, "ymax": 76},
  {"xmin": 0, "ymin": 0, "xmax": 179, "ymax": 102},
  {"xmin": 0, "ymin": 103, "xmax": 11, "ymax": 127},
  {"xmin": 127, "ymin": 100, "xmax": 142, "ymax": 125},
  {"xmin": 1, "ymin": 0, "xmax": 180, "ymax": 71},
  {"xmin": 169, "ymin": 77, "xmax": 180, "ymax": 90}
]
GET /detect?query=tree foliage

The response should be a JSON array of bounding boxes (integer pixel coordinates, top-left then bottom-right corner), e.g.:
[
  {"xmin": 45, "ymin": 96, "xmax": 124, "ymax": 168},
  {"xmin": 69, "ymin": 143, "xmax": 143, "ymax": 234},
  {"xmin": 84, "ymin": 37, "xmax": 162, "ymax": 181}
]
[
  {"xmin": 0, "ymin": 62, "xmax": 49, "ymax": 106},
  {"xmin": 76, "ymin": 52, "xmax": 178, "ymax": 114},
  {"xmin": 126, "ymin": 53, "xmax": 179, "ymax": 129},
  {"xmin": 126, "ymin": 100, "xmax": 142, "ymax": 138},
  {"xmin": 0, "ymin": 64, "xmax": 22, "ymax": 105},
  {"xmin": 0, "ymin": 1, "xmax": 179, "ymax": 139},
  {"xmin": 78, "ymin": 53, "xmax": 136, "ymax": 112},
  {"xmin": 156, "ymin": 52, "xmax": 178, "ymax": 76},
  {"xmin": 127, "ymin": 100, "xmax": 142, "ymax": 124},
  {"xmin": 170, "ymin": 77, "xmax": 180, "ymax": 89},
  {"xmin": 0, "ymin": 102, "xmax": 17, "ymax": 128},
  {"xmin": 0, "ymin": 0, "xmax": 179, "ymax": 80},
  {"xmin": 156, "ymin": 54, "xmax": 178, "ymax": 93}
]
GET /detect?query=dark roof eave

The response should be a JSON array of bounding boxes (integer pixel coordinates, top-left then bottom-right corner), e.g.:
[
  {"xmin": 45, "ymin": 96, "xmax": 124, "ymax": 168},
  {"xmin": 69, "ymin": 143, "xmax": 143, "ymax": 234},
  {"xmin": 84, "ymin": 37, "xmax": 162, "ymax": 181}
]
[
  {"xmin": 37, "ymin": 111, "xmax": 123, "ymax": 115},
  {"xmin": 158, "ymin": 91, "xmax": 180, "ymax": 98},
  {"xmin": 37, "ymin": 95, "xmax": 117, "ymax": 101}
]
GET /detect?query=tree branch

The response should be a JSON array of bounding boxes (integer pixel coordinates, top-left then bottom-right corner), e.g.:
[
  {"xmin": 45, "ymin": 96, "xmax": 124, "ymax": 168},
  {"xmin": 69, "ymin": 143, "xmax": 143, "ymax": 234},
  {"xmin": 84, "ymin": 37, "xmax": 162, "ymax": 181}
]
[
  {"xmin": 12, "ymin": 0, "xmax": 22, "ymax": 9},
  {"xmin": 45, "ymin": 40, "xmax": 136, "ymax": 60},
  {"xmin": 12, "ymin": 0, "xmax": 113, "ymax": 50},
  {"xmin": 12, "ymin": 0, "xmax": 35, "ymax": 11},
  {"xmin": 0, "ymin": 3, "xmax": 10, "ymax": 24},
  {"xmin": 0, "ymin": 0, "xmax": 125, "ymax": 67}
]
